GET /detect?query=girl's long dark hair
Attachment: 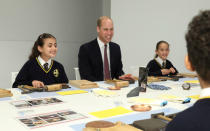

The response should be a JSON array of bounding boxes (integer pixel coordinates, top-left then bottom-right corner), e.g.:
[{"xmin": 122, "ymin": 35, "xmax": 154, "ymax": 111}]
[
  {"xmin": 29, "ymin": 33, "xmax": 56, "ymax": 60},
  {"xmin": 154, "ymin": 40, "xmax": 169, "ymax": 58}
]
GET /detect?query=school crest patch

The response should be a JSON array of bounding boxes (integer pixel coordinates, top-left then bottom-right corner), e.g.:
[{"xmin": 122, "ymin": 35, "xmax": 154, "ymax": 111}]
[{"xmin": 53, "ymin": 69, "xmax": 59, "ymax": 77}]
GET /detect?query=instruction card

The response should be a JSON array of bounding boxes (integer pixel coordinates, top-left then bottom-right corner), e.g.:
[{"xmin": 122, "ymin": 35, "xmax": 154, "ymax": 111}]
[
  {"xmin": 17, "ymin": 109, "xmax": 88, "ymax": 129},
  {"xmin": 11, "ymin": 97, "xmax": 63, "ymax": 109}
]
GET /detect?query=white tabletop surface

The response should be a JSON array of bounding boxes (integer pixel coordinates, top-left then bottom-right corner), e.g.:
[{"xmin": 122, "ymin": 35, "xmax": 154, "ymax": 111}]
[{"xmin": 0, "ymin": 78, "xmax": 201, "ymax": 131}]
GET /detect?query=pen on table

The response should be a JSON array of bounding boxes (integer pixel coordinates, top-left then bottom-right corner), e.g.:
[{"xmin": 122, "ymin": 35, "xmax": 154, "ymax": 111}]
[{"xmin": 168, "ymin": 98, "xmax": 191, "ymax": 104}]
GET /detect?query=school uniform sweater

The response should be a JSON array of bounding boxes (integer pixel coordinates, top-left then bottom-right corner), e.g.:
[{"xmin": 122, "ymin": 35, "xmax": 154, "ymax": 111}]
[
  {"xmin": 146, "ymin": 59, "xmax": 178, "ymax": 76},
  {"xmin": 166, "ymin": 98, "xmax": 210, "ymax": 131},
  {"xmin": 12, "ymin": 58, "xmax": 68, "ymax": 88}
]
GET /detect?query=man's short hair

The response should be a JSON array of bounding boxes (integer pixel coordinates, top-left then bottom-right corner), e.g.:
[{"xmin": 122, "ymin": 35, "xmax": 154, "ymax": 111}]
[
  {"xmin": 186, "ymin": 10, "xmax": 210, "ymax": 82},
  {"xmin": 97, "ymin": 16, "xmax": 112, "ymax": 27}
]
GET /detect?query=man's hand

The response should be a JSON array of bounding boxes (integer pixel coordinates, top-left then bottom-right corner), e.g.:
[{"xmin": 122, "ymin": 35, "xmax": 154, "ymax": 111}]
[{"xmin": 119, "ymin": 74, "xmax": 137, "ymax": 80}]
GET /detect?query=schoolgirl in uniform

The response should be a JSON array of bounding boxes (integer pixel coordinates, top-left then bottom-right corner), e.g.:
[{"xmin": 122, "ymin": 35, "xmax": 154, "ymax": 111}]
[
  {"xmin": 146, "ymin": 40, "xmax": 178, "ymax": 76},
  {"xmin": 12, "ymin": 33, "xmax": 68, "ymax": 88}
]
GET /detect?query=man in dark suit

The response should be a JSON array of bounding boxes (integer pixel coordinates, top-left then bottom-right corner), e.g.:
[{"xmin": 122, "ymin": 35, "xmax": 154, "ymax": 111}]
[
  {"xmin": 78, "ymin": 16, "xmax": 124, "ymax": 81},
  {"xmin": 166, "ymin": 10, "xmax": 210, "ymax": 131}
]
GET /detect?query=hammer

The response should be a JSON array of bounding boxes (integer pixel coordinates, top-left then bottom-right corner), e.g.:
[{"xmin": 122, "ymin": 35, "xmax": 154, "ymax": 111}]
[{"xmin": 151, "ymin": 112, "xmax": 172, "ymax": 122}]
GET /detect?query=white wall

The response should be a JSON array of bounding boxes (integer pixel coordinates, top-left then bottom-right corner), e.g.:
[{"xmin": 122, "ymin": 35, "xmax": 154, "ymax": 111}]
[
  {"xmin": 102, "ymin": 0, "xmax": 111, "ymax": 16},
  {"xmin": 0, "ymin": 0, "xmax": 104, "ymax": 88},
  {"xmin": 111, "ymin": 0, "xmax": 210, "ymax": 76}
]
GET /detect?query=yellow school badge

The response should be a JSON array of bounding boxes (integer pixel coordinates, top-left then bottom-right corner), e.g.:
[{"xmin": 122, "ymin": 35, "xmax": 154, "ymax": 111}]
[{"xmin": 53, "ymin": 69, "xmax": 59, "ymax": 77}]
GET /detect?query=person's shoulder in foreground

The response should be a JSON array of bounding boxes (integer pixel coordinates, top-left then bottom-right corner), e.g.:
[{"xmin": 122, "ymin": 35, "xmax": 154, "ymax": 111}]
[
  {"xmin": 166, "ymin": 98, "xmax": 210, "ymax": 131},
  {"xmin": 166, "ymin": 10, "xmax": 210, "ymax": 131}
]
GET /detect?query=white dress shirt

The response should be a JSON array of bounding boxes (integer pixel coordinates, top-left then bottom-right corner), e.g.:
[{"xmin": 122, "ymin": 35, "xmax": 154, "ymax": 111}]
[
  {"xmin": 155, "ymin": 56, "xmax": 166, "ymax": 67},
  {"xmin": 97, "ymin": 37, "xmax": 111, "ymax": 75},
  {"xmin": 200, "ymin": 87, "xmax": 210, "ymax": 98},
  {"xmin": 38, "ymin": 56, "xmax": 51, "ymax": 69}
]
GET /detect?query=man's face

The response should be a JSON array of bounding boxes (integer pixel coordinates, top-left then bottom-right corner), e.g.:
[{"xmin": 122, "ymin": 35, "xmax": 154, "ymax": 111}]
[{"xmin": 97, "ymin": 19, "xmax": 114, "ymax": 44}]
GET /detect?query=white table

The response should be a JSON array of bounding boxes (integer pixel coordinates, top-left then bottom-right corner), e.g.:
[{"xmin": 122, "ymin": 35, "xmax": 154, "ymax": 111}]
[{"xmin": 0, "ymin": 78, "xmax": 201, "ymax": 131}]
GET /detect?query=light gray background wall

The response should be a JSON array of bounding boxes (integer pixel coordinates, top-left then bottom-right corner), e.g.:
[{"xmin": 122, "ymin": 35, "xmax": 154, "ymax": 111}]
[
  {"xmin": 2, "ymin": 0, "xmax": 209, "ymax": 88},
  {"xmin": 0, "ymin": 0, "xmax": 107, "ymax": 88},
  {"xmin": 111, "ymin": 0, "xmax": 210, "ymax": 76}
]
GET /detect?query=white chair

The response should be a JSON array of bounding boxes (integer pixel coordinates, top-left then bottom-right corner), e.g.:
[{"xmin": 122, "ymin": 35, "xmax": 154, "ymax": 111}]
[
  {"xmin": 129, "ymin": 66, "xmax": 139, "ymax": 77},
  {"xmin": 11, "ymin": 72, "xmax": 19, "ymax": 87},
  {"xmin": 74, "ymin": 67, "xmax": 81, "ymax": 80}
]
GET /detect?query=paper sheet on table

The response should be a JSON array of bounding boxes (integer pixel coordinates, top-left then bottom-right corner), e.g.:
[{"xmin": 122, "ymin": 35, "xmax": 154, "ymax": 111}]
[
  {"xmin": 159, "ymin": 94, "xmax": 181, "ymax": 99},
  {"xmin": 159, "ymin": 94, "xmax": 191, "ymax": 103},
  {"xmin": 128, "ymin": 97, "xmax": 157, "ymax": 103},
  {"xmin": 188, "ymin": 95, "xmax": 200, "ymax": 100},
  {"xmin": 56, "ymin": 90, "xmax": 88, "ymax": 95},
  {"xmin": 89, "ymin": 106, "xmax": 133, "ymax": 118},
  {"xmin": 92, "ymin": 89, "xmax": 118, "ymax": 97},
  {"xmin": 184, "ymin": 80, "xmax": 199, "ymax": 84}
]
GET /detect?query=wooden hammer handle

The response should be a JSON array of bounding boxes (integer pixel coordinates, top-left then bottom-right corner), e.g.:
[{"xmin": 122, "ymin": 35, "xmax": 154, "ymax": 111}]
[{"xmin": 157, "ymin": 115, "xmax": 172, "ymax": 122}]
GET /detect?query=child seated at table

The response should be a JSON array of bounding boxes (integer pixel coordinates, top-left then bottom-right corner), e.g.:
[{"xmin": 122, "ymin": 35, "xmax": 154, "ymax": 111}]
[
  {"xmin": 146, "ymin": 40, "xmax": 178, "ymax": 76},
  {"xmin": 166, "ymin": 10, "xmax": 210, "ymax": 131},
  {"xmin": 12, "ymin": 33, "xmax": 68, "ymax": 88}
]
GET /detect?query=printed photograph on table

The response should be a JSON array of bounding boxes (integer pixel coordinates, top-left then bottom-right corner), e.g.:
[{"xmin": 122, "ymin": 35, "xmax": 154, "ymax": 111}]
[
  {"xmin": 39, "ymin": 114, "xmax": 66, "ymax": 123},
  {"xmin": 11, "ymin": 97, "xmax": 63, "ymax": 109},
  {"xmin": 58, "ymin": 110, "xmax": 86, "ymax": 120},
  {"xmin": 19, "ymin": 117, "xmax": 47, "ymax": 128},
  {"xmin": 11, "ymin": 101, "xmax": 32, "ymax": 108},
  {"xmin": 17, "ymin": 109, "xmax": 88, "ymax": 129}
]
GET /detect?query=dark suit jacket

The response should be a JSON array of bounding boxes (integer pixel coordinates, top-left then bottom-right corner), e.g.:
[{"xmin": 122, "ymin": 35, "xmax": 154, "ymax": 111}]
[
  {"xmin": 78, "ymin": 39, "xmax": 124, "ymax": 81},
  {"xmin": 166, "ymin": 98, "xmax": 210, "ymax": 131}
]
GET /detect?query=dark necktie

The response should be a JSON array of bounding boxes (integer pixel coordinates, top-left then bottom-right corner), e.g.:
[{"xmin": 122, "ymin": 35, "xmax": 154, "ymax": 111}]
[
  {"xmin": 162, "ymin": 61, "xmax": 166, "ymax": 68},
  {"xmin": 104, "ymin": 45, "xmax": 111, "ymax": 80},
  {"xmin": 44, "ymin": 63, "xmax": 49, "ymax": 70}
]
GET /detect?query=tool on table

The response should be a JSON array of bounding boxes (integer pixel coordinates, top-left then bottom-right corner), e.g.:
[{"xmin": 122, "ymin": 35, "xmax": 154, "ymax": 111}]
[
  {"xmin": 83, "ymin": 120, "xmax": 142, "ymax": 131},
  {"xmin": 159, "ymin": 94, "xmax": 191, "ymax": 104},
  {"xmin": 127, "ymin": 67, "xmax": 148, "ymax": 97},
  {"xmin": 69, "ymin": 80, "xmax": 98, "ymax": 89},
  {"xmin": 18, "ymin": 84, "xmax": 70, "ymax": 94},
  {"xmin": 106, "ymin": 79, "xmax": 129, "ymax": 88},
  {"xmin": 0, "ymin": 88, "xmax": 13, "ymax": 98},
  {"xmin": 151, "ymin": 112, "xmax": 172, "ymax": 122},
  {"xmin": 131, "ymin": 104, "xmax": 152, "ymax": 112},
  {"xmin": 182, "ymin": 83, "xmax": 191, "ymax": 90},
  {"xmin": 133, "ymin": 112, "xmax": 178, "ymax": 131},
  {"xmin": 156, "ymin": 76, "xmax": 181, "ymax": 81},
  {"xmin": 177, "ymin": 73, "xmax": 197, "ymax": 78},
  {"xmin": 168, "ymin": 97, "xmax": 191, "ymax": 104}
]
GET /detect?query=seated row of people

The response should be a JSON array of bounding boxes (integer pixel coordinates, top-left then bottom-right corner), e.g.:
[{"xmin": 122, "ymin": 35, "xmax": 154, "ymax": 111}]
[{"xmin": 13, "ymin": 16, "xmax": 178, "ymax": 88}]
